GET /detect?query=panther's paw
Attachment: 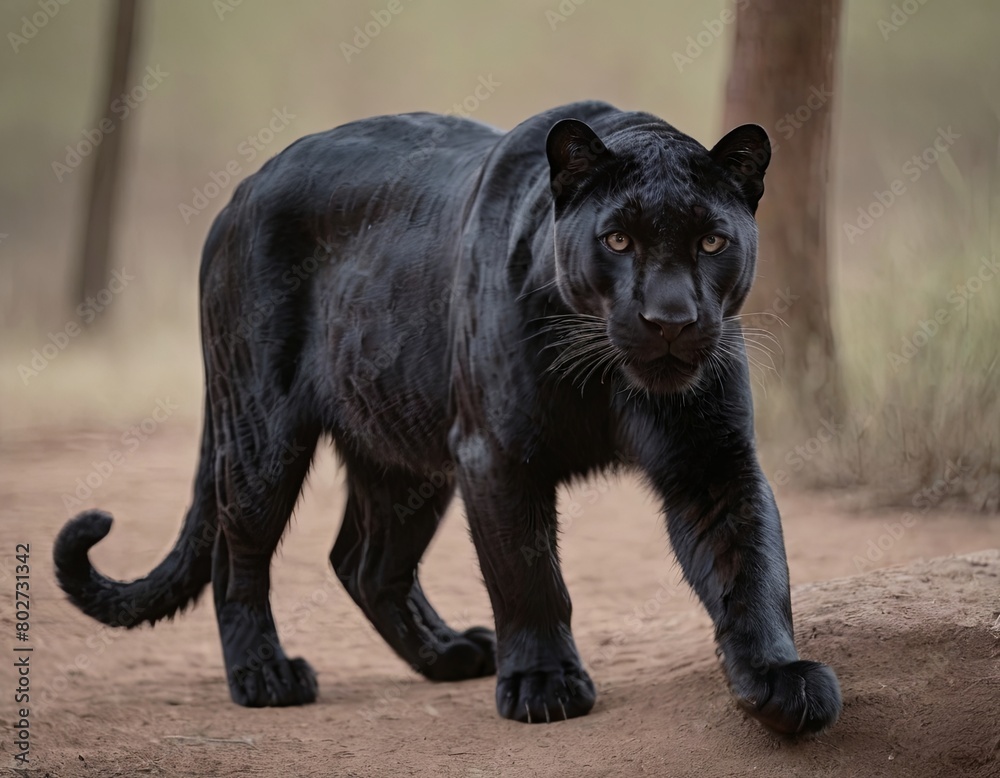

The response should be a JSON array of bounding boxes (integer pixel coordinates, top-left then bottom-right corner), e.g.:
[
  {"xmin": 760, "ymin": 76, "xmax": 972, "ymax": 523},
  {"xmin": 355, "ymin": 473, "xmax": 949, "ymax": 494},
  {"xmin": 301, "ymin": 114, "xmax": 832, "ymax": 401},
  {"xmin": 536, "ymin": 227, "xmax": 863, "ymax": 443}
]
[
  {"xmin": 734, "ymin": 660, "xmax": 841, "ymax": 735},
  {"xmin": 496, "ymin": 660, "xmax": 596, "ymax": 723},
  {"xmin": 419, "ymin": 626, "xmax": 497, "ymax": 681},
  {"xmin": 228, "ymin": 656, "xmax": 318, "ymax": 707}
]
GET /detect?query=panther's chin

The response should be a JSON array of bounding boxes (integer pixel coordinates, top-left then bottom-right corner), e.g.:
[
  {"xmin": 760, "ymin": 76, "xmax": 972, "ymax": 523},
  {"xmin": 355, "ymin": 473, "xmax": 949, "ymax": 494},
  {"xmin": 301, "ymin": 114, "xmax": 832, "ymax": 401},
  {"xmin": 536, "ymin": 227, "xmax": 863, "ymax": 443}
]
[{"xmin": 621, "ymin": 354, "xmax": 704, "ymax": 395}]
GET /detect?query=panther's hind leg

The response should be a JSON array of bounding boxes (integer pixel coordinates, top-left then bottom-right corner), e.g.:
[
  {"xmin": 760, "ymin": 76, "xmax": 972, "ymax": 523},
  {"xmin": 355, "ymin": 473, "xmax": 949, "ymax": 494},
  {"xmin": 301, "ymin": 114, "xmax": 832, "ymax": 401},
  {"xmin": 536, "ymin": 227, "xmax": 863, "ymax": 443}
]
[
  {"xmin": 210, "ymin": 392, "xmax": 321, "ymax": 707},
  {"xmin": 330, "ymin": 457, "xmax": 496, "ymax": 681}
]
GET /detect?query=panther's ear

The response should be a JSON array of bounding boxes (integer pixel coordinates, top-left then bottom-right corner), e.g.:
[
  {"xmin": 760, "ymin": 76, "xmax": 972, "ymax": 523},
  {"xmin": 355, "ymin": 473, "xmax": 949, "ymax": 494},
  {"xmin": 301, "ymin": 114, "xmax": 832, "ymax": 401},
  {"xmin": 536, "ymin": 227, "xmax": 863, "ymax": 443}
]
[
  {"xmin": 546, "ymin": 119, "xmax": 613, "ymax": 201},
  {"xmin": 709, "ymin": 124, "xmax": 771, "ymax": 213}
]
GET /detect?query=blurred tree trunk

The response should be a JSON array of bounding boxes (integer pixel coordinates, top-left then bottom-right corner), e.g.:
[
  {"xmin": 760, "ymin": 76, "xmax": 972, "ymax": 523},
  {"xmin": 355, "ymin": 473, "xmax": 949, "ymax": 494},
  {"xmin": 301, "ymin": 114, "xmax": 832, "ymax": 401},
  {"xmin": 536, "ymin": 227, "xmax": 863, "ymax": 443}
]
[
  {"xmin": 75, "ymin": 0, "xmax": 140, "ymax": 307},
  {"xmin": 724, "ymin": 0, "xmax": 843, "ymax": 425}
]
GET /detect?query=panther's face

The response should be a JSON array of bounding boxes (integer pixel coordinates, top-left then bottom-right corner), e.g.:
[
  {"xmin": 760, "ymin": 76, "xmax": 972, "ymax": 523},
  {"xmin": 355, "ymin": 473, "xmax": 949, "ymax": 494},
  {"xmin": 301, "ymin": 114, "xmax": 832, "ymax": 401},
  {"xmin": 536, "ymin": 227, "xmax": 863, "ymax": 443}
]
[{"xmin": 546, "ymin": 119, "xmax": 770, "ymax": 394}]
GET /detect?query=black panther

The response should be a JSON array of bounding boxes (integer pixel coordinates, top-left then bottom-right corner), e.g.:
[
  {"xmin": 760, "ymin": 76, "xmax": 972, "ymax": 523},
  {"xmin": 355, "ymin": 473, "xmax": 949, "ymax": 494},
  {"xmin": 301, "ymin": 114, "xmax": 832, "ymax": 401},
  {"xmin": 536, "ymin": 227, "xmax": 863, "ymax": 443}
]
[{"xmin": 54, "ymin": 100, "xmax": 842, "ymax": 733}]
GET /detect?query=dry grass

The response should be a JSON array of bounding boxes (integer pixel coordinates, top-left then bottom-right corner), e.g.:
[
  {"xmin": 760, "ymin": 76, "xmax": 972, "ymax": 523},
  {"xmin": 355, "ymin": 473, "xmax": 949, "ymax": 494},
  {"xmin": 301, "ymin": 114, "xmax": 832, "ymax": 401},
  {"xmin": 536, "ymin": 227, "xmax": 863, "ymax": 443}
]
[{"xmin": 754, "ymin": 131, "xmax": 1000, "ymax": 512}]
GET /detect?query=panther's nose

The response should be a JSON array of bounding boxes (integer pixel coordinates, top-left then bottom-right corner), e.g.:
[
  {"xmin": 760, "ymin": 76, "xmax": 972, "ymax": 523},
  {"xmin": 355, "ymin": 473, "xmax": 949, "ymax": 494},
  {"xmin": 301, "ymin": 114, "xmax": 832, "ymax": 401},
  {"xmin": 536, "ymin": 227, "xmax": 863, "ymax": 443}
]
[{"xmin": 639, "ymin": 312, "xmax": 697, "ymax": 343}]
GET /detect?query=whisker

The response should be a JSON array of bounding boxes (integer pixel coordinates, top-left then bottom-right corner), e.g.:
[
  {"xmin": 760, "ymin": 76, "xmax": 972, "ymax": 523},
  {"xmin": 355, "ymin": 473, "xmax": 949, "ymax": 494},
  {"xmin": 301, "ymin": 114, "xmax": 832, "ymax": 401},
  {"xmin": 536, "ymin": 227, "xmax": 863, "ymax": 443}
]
[
  {"xmin": 542, "ymin": 332, "xmax": 604, "ymax": 354},
  {"xmin": 525, "ymin": 313, "xmax": 608, "ymax": 346},
  {"xmin": 548, "ymin": 336, "xmax": 609, "ymax": 366},
  {"xmin": 735, "ymin": 328, "xmax": 782, "ymax": 347},
  {"xmin": 576, "ymin": 345, "xmax": 621, "ymax": 390},
  {"xmin": 600, "ymin": 351, "xmax": 627, "ymax": 385},
  {"xmin": 740, "ymin": 342, "xmax": 779, "ymax": 371},
  {"xmin": 516, "ymin": 277, "xmax": 559, "ymax": 302},
  {"xmin": 722, "ymin": 321, "xmax": 784, "ymax": 352},
  {"xmin": 720, "ymin": 330, "xmax": 781, "ymax": 361},
  {"xmin": 712, "ymin": 336, "xmax": 777, "ymax": 394},
  {"xmin": 725, "ymin": 311, "xmax": 789, "ymax": 329},
  {"xmin": 737, "ymin": 337, "xmax": 783, "ymax": 357}
]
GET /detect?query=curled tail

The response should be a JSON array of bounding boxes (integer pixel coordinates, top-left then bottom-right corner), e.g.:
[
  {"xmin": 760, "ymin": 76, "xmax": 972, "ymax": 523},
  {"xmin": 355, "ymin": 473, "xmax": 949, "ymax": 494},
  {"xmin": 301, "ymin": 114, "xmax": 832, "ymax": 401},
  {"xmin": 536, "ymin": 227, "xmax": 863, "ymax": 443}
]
[{"xmin": 53, "ymin": 404, "xmax": 218, "ymax": 628}]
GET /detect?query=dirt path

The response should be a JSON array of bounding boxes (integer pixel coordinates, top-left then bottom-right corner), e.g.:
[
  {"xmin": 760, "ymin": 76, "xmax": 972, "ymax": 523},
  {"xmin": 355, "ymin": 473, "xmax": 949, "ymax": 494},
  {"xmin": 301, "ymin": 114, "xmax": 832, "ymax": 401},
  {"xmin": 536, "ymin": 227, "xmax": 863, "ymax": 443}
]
[{"xmin": 1, "ymin": 424, "xmax": 998, "ymax": 777}]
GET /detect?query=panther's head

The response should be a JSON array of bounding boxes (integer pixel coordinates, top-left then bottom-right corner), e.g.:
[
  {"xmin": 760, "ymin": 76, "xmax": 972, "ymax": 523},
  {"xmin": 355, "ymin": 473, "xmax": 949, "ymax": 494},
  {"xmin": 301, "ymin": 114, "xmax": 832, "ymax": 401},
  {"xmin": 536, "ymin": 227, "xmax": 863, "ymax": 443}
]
[{"xmin": 546, "ymin": 117, "xmax": 770, "ymax": 395}]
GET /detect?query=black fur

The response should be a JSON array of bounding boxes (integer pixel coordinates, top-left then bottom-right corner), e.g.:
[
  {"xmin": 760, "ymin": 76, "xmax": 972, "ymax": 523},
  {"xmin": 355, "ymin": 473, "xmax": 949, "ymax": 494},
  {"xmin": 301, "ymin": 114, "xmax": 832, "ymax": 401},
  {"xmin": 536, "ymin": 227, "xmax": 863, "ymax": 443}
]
[{"xmin": 54, "ymin": 101, "xmax": 841, "ymax": 730}]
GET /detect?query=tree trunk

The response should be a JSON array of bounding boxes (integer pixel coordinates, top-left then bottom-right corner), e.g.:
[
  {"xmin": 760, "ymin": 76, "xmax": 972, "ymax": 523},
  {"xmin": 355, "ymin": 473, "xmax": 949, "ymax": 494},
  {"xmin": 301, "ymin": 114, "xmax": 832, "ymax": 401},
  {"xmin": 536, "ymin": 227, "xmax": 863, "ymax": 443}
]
[
  {"xmin": 723, "ymin": 0, "xmax": 843, "ymax": 424},
  {"xmin": 75, "ymin": 0, "xmax": 140, "ymax": 307}
]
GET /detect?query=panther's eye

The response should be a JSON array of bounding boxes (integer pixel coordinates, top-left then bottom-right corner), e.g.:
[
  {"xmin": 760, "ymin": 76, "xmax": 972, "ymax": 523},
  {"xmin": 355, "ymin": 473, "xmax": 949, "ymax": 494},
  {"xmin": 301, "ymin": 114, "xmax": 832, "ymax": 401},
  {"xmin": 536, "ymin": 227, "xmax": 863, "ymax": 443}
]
[
  {"xmin": 602, "ymin": 232, "xmax": 633, "ymax": 253},
  {"xmin": 699, "ymin": 234, "xmax": 728, "ymax": 254}
]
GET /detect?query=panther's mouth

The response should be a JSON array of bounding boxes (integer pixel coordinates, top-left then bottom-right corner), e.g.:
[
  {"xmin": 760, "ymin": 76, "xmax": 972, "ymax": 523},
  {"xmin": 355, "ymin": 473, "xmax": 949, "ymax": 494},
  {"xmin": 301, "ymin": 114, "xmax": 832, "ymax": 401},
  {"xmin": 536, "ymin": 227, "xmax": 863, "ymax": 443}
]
[
  {"xmin": 544, "ymin": 315, "xmax": 712, "ymax": 395},
  {"xmin": 620, "ymin": 350, "xmax": 705, "ymax": 394}
]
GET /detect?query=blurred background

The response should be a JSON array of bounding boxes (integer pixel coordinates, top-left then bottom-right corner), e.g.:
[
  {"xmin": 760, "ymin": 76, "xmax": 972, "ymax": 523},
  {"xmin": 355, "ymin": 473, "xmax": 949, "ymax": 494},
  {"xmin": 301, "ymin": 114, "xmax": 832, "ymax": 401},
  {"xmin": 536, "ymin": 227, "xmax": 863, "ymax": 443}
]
[{"xmin": 1, "ymin": 0, "xmax": 997, "ymax": 512}]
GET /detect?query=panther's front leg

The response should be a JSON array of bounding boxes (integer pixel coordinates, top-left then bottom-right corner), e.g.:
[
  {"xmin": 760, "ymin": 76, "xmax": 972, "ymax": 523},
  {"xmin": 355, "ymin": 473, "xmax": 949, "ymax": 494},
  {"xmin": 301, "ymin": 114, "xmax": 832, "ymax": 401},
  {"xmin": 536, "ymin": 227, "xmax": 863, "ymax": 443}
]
[
  {"xmin": 453, "ymin": 431, "xmax": 596, "ymax": 723},
  {"xmin": 645, "ymin": 435, "xmax": 842, "ymax": 734}
]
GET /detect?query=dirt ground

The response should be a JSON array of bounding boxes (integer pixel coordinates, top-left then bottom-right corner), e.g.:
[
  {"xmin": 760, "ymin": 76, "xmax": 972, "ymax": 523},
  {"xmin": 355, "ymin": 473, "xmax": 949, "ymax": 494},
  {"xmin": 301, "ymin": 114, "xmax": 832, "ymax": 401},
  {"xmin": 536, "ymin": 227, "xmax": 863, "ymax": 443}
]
[{"xmin": 1, "ymin": 423, "xmax": 998, "ymax": 778}]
